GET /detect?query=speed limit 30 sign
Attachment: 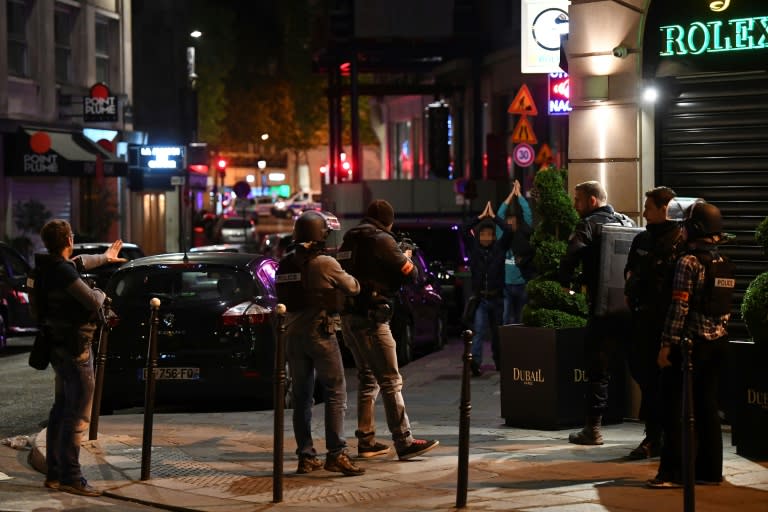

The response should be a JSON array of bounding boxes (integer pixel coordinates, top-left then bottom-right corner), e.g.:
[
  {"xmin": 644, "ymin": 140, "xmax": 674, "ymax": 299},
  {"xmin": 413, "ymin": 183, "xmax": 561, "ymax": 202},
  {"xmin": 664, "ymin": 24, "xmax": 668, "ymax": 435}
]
[{"xmin": 513, "ymin": 143, "xmax": 535, "ymax": 167}]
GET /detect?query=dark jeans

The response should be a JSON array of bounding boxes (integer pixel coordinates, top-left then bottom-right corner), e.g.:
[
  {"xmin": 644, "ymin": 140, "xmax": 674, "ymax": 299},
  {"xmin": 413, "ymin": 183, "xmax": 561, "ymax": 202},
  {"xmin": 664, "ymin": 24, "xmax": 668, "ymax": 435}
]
[
  {"xmin": 584, "ymin": 312, "xmax": 628, "ymax": 417},
  {"xmin": 627, "ymin": 308, "xmax": 664, "ymax": 439},
  {"xmin": 656, "ymin": 337, "xmax": 727, "ymax": 483},
  {"xmin": 286, "ymin": 313, "xmax": 348, "ymax": 458},
  {"xmin": 471, "ymin": 296, "xmax": 504, "ymax": 367},
  {"xmin": 46, "ymin": 343, "xmax": 94, "ymax": 485},
  {"xmin": 502, "ymin": 283, "xmax": 528, "ymax": 325}
]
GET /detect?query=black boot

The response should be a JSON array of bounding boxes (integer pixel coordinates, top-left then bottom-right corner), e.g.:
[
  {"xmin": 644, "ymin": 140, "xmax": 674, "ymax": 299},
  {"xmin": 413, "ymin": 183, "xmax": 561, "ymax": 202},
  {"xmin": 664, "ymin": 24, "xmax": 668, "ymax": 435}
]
[{"xmin": 568, "ymin": 415, "xmax": 604, "ymax": 445}]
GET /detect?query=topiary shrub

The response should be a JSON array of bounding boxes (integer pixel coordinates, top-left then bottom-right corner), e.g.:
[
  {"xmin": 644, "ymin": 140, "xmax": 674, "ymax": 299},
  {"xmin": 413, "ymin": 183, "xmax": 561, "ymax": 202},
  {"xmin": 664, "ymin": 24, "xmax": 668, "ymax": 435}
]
[
  {"xmin": 741, "ymin": 216, "xmax": 768, "ymax": 344},
  {"xmin": 523, "ymin": 166, "xmax": 587, "ymax": 328},
  {"xmin": 741, "ymin": 272, "xmax": 768, "ymax": 344}
]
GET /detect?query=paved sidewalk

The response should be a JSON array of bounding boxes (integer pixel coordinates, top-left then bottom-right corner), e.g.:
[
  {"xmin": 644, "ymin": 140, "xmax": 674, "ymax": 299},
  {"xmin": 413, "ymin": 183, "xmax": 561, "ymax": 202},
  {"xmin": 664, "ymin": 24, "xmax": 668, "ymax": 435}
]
[{"xmin": 31, "ymin": 339, "xmax": 768, "ymax": 511}]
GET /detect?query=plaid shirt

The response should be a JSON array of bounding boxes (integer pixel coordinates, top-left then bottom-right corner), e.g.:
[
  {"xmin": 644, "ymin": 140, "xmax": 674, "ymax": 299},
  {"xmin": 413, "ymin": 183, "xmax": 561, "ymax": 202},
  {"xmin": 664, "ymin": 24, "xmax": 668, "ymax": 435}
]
[{"xmin": 661, "ymin": 253, "xmax": 730, "ymax": 346}]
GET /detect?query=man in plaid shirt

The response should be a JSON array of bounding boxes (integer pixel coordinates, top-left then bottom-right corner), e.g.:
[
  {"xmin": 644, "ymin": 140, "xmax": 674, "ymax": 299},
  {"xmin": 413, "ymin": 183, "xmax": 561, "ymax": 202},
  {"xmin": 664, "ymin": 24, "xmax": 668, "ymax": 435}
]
[{"xmin": 648, "ymin": 201, "xmax": 733, "ymax": 489}]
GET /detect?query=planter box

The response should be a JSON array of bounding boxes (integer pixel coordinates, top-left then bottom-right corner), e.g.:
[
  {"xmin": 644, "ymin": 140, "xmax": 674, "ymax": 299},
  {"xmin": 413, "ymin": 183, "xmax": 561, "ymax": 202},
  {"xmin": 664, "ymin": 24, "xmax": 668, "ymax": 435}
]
[
  {"xmin": 727, "ymin": 340, "xmax": 768, "ymax": 458},
  {"xmin": 499, "ymin": 325, "xmax": 625, "ymax": 430}
]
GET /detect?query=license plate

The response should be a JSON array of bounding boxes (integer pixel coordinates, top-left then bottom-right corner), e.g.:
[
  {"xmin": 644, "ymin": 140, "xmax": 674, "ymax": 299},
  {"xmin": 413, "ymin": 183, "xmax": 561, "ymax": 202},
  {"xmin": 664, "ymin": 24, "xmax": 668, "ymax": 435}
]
[{"xmin": 138, "ymin": 367, "xmax": 200, "ymax": 380}]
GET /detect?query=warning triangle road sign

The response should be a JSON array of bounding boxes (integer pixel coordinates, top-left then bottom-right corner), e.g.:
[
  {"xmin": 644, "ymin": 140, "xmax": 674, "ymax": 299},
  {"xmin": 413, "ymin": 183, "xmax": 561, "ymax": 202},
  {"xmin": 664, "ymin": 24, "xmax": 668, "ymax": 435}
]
[
  {"xmin": 535, "ymin": 143, "xmax": 552, "ymax": 165},
  {"xmin": 511, "ymin": 116, "xmax": 538, "ymax": 144},
  {"xmin": 507, "ymin": 84, "xmax": 538, "ymax": 116}
]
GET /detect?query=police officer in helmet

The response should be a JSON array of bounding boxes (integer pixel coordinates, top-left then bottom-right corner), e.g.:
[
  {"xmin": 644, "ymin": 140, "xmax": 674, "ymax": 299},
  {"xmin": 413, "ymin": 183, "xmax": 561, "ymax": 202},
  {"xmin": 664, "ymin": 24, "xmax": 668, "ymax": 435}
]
[
  {"xmin": 648, "ymin": 201, "xmax": 734, "ymax": 488},
  {"xmin": 275, "ymin": 210, "xmax": 364, "ymax": 476}
]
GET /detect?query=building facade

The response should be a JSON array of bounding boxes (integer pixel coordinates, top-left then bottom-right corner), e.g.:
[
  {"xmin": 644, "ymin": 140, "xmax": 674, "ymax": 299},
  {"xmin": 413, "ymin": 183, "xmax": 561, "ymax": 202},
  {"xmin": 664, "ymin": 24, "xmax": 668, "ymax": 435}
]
[{"xmin": 1, "ymin": 0, "xmax": 134, "ymax": 253}]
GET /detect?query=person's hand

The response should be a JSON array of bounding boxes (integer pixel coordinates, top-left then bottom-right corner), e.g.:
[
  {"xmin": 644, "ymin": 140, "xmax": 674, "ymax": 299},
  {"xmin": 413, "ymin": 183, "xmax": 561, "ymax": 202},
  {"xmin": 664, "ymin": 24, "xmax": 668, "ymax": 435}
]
[
  {"xmin": 657, "ymin": 346, "xmax": 672, "ymax": 368},
  {"xmin": 404, "ymin": 249, "xmax": 413, "ymax": 259},
  {"xmin": 513, "ymin": 179, "xmax": 521, "ymax": 197},
  {"xmin": 104, "ymin": 240, "xmax": 128, "ymax": 263},
  {"xmin": 478, "ymin": 201, "xmax": 494, "ymax": 219}
]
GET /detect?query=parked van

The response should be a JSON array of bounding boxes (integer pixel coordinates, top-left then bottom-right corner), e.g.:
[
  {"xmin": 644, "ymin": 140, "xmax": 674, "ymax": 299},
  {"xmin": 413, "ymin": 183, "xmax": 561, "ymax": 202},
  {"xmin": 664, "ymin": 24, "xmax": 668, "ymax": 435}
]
[{"xmin": 270, "ymin": 191, "xmax": 321, "ymax": 218}]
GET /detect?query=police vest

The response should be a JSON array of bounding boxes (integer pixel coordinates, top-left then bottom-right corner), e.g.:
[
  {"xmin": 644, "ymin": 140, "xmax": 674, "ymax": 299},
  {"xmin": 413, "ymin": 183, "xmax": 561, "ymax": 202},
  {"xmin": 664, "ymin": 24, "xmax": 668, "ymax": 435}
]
[
  {"xmin": 275, "ymin": 251, "xmax": 346, "ymax": 313},
  {"xmin": 690, "ymin": 248, "xmax": 735, "ymax": 316},
  {"xmin": 337, "ymin": 231, "xmax": 395, "ymax": 310}
]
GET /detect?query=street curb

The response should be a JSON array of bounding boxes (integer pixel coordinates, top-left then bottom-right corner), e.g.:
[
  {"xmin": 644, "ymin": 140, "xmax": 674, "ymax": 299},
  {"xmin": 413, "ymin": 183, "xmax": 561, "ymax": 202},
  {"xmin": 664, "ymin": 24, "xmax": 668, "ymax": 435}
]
[{"xmin": 27, "ymin": 430, "xmax": 46, "ymax": 476}]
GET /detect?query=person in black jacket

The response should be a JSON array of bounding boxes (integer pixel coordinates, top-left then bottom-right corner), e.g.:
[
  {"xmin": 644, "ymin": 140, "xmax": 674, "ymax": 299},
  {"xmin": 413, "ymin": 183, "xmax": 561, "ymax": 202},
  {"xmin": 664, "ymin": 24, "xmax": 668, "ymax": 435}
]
[
  {"xmin": 558, "ymin": 181, "xmax": 635, "ymax": 446},
  {"xmin": 624, "ymin": 187, "xmax": 684, "ymax": 459},
  {"xmin": 465, "ymin": 201, "xmax": 513, "ymax": 376},
  {"xmin": 338, "ymin": 200, "xmax": 439, "ymax": 461},
  {"xmin": 38, "ymin": 219, "xmax": 125, "ymax": 497}
]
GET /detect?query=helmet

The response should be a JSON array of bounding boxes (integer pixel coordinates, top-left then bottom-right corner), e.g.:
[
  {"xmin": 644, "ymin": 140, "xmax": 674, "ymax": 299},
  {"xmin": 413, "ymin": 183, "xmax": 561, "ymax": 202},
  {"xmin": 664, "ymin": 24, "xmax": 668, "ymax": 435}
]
[
  {"xmin": 292, "ymin": 210, "xmax": 339, "ymax": 243},
  {"xmin": 685, "ymin": 201, "xmax": 723, "ymax": 239}
]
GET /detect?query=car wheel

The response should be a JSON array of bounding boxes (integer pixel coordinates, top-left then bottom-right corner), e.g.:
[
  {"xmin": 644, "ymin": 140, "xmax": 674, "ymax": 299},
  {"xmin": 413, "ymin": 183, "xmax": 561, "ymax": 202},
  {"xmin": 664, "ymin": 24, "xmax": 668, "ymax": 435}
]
[
  {"xmin": 394, "ymin": 321, "xmax": 413, "ymax": 367},
  {"xmin": 433, "ymin": 314, "xmax": 446, "ymax": 351},
  {"xmin": 0, "ymin": 313, "xmax": 7, "ymax": 350}
]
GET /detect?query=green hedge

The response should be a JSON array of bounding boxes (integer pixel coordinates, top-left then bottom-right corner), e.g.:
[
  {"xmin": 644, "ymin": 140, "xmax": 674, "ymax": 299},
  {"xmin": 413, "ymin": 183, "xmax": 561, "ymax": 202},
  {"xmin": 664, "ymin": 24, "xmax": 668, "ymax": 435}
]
[{"xmin": 741, "ymin": 271, "xmax": 768, "ymax": 344}]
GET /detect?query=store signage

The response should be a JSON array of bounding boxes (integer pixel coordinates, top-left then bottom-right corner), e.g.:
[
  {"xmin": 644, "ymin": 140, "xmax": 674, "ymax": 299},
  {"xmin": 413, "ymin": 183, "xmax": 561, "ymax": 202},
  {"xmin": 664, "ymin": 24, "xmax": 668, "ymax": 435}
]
[
  {"xmin": 521, "ymin": 0, "xmax": 570, "ymax": 73},
  {"xmin": 139, "ymin": 146, "xmax": 184, "ymax": 171},
  {"xmin": 83, "ymin": 83, "xmax": 118, "ymax": 122},
  {"xmin": 660, "ymin": 16, "xmax": 768, "ymax": 56},
  {"xmin": 548, "ymin": 72, "xmax": 571, "ymax": 115}
]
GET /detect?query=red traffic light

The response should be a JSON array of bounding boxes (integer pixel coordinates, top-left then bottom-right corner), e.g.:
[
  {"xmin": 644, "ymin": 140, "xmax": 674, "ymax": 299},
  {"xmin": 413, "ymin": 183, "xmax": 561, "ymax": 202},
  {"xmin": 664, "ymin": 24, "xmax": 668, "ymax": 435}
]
[{"xmin": 216, "ymin": 158, "xmax": 227, "ymax": 176}]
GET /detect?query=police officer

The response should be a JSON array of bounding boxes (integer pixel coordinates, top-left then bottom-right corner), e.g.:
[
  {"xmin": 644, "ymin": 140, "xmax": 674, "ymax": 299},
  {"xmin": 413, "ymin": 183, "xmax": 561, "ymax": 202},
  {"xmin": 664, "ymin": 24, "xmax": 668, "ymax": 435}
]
[
  {"xmin": 648, "ymin": 201, "xmax": 734, "ymax": 488},
  {"xmin": 624, "ymin": 186, "xmax": 685, "ymax": 459},
  {"xmin": 338, "ymin": 199, "xmax": 439, "ymax": 460},
  {"xmin": 558, "ymin": 181, "xmax": 635, "ymax": 446},
  {"xmin": 275, "ymin": 210, "xmax": 364, "ymax": 477}
]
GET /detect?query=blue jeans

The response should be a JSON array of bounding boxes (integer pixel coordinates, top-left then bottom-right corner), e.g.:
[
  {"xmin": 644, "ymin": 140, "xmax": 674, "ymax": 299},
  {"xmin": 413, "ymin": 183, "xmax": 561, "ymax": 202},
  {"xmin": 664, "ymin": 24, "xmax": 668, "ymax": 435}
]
[
  {"xmin": 341, "ymin": 313, "xmax": 413, "ymax": 452},
  {"xmin": 471, "ymin": 297, "xmax": 504, "ymax": 367},
  {"xmin": 503, "ymin": 283, "xmax": 528, "ymax": 325},
  {"xmin": 46, "ymin": 343, "xmax": 94, "ymax": 485},
  {"xmin": 286, "ymin": 313, "xmax": 348, "ymax": 458}
]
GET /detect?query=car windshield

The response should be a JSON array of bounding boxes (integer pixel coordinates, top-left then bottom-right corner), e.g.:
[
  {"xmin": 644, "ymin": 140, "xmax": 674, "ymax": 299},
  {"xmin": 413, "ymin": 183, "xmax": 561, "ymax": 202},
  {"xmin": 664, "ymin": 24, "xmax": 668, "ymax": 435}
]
[
  {"xmin": 109, "ymin": 266, "xmax": 260, "ymax": 304},
  {"xmin": 222, "ymin": 219, "xmax": 252, "ymax": 229}
]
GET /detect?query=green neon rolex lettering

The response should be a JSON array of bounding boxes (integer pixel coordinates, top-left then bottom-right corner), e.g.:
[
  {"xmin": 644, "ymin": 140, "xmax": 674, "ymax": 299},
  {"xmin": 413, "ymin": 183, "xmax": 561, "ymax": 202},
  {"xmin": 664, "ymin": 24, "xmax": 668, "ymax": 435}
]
[{"xmin": 660, "ymin": 25, "xmax": 687, "ymax": 56}]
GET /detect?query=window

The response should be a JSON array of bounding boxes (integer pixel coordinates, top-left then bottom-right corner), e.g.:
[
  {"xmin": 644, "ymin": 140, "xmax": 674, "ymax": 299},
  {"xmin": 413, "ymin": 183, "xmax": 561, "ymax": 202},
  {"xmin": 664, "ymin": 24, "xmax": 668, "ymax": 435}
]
[
  {"xmin": 55, "ymin": 6, "xmax": 76, "ymax": 83},
  {"xmin": 7, "ymin": 0, "xmax": 30, "ymax": 77},
  {"xmin": 95, "ymin": 16, "xmax": 114, "ymax": 84}
]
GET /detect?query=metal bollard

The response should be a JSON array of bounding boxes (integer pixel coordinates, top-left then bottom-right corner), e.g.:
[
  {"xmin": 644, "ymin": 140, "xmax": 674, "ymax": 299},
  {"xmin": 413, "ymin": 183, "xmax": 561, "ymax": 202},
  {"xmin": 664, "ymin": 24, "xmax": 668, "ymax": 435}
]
[
  {"xmin": 456, "ymin": 329, "xmax": 474, "ymax": 508},
  {"xmin": 89, "ymin": 299, "xmax": 113, "ymax": 441},
  {"xmin": 141, "ymin": 297, "xmax": 161, "ymax": 481},
  {"xmin": 681, "ymin": 337, "xmax": 696, "ymax": 512},
  {"xmin": 272, "ymin": 303, "xmax": 287, "ymax": 503}
]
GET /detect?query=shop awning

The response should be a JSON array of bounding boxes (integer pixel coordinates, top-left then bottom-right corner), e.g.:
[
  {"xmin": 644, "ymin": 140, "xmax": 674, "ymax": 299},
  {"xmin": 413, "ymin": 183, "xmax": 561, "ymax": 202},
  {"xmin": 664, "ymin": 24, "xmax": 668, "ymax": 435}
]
[{"xmin": 3, "ymin": 126, "xmax": 128, "ymax": 177}]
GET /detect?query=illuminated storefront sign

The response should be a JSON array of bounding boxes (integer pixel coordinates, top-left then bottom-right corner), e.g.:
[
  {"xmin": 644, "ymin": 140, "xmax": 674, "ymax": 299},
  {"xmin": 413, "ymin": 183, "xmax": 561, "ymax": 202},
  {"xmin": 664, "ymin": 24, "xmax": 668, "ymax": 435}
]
[
  {"xmin": 139, "ymin": 146, "xmax": 184, "ymax": 170},
  {"xmin": 660, "ymin": 16, "xmax": 768, "ymax": 56},
  {"xmin": 521, "ymin": 0, "xmax": 570, "ymax": 73},
  {"xmin": 548, "ymin": 72, "xmax": 571, "ymax": 115}
]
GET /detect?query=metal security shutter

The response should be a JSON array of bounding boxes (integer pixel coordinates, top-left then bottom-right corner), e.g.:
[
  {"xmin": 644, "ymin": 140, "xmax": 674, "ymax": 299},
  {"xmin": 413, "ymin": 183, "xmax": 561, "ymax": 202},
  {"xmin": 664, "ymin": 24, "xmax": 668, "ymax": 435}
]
[
  {"xmin": 657, "ymin": 72, "xmax": 768, "ymax": 339},
  {"xmin": 9, "ymin": 178, "xmax": 73, "ymax": 224}
]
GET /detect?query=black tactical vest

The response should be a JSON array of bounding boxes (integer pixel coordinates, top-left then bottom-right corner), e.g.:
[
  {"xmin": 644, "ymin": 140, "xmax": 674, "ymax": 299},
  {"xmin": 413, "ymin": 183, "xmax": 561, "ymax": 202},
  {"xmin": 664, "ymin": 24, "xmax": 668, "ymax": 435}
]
[
  {"xmin": 690, "ymin": 248, "xmax": 735, "ymax": 316},
  {"xmin": 275, "ymin": 251, "xmax": 346, "ymax": 313}
]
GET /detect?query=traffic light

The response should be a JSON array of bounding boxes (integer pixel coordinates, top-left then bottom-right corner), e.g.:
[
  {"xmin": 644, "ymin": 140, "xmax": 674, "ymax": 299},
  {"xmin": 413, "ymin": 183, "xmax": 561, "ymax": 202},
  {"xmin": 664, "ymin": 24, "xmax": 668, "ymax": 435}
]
[{"xmin": 216, "ymin": 158, "xmax": 227, "ymax": 177}]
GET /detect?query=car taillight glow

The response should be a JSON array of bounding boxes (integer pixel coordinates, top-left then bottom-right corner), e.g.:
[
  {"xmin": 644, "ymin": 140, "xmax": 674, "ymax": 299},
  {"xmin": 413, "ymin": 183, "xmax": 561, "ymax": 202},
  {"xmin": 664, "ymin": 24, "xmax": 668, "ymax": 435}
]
[{"xmin": 221, "ymin": 302, "xmax": 272, "ymax": 326}]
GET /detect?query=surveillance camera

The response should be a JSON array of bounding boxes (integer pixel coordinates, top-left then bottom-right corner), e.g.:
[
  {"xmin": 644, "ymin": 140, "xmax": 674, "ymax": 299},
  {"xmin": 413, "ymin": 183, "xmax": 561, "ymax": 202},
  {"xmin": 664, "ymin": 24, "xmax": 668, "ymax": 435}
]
[{"xmin": 612, "ymin": 46, "xmax": 629, "ymax": 58}]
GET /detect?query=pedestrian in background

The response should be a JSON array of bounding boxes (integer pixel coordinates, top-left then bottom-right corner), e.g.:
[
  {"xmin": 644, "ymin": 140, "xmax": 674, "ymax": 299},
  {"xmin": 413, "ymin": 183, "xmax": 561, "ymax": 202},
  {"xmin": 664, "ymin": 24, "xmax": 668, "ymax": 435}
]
[
  {"xmin": 275, "ymin": 210, "xmax": 364, "ymax": 476},
  {"xmin": 558, "ymin": 181, "xmax": 635, "ymax": 446},
  {"xmin": 495, "ymin": 180, "xmax": 535, "ymax": 325},
  {"xmin": 38, "ymin": 219, "xmax": 125, "ymax": 497},
  {"xmin": 648, "ymin": 201, "xmax": 734, "ymax": 488},
  {"xmin": 624, "ymin": 186, "xmax": 684, "ymax": 459},
  {"xmin": 464, "ymin": 200, "xmax": 513, "ymax": 376},
  {"xmin": 338, "ymin": 199, "xmax": 440, "ymax": 461}
]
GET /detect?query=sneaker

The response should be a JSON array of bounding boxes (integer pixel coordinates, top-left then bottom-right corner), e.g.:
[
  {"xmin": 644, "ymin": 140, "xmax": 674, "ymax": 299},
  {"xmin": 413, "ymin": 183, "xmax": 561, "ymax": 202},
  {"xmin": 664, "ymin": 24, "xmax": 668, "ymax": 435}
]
[
  {"xmin": 646, "ymin": 478, "xmax": 682, "ymax": 489},
  {"xmin": 324, "ymin": 451, "xmax": 365, "ymax": 476},
  {"xmin": 358, "ymin": 441, "xmax": 391, "ymax": 458},
  {"xmin": 397, "ymin": 439, "xmax": 439, "ymax": 460},
  {"xmin": 59, "ymin": 478, "xmax": 101, "ymax": 497},
  {"xmin": 296, "ymin": 455, "xmax": 324, "ymax": 474},
  {"xmin": 43, "ymin": 479, "xmax": 60, "ymax": 490}
]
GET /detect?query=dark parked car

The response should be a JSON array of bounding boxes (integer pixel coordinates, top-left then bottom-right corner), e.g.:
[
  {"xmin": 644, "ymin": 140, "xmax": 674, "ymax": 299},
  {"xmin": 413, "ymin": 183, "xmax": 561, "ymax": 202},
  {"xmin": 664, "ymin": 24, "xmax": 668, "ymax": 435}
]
[
  {"xmin": 71, "ymin": 242, "xmax": 145, "ymax": 290},
  {"xmin": 393, "ymin": 220, "xmax": 469, "ymax": 332},
  {"xmin": 0, "ymin": 242, "xmax": 37, "ymax": 348},
  {"xmin": 389, "ymin": 246, "xmax": 447, "ymax": 365},
  {"xmin": 101, "ymin": 252, "xmax": 279, "ymax": 411}
]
